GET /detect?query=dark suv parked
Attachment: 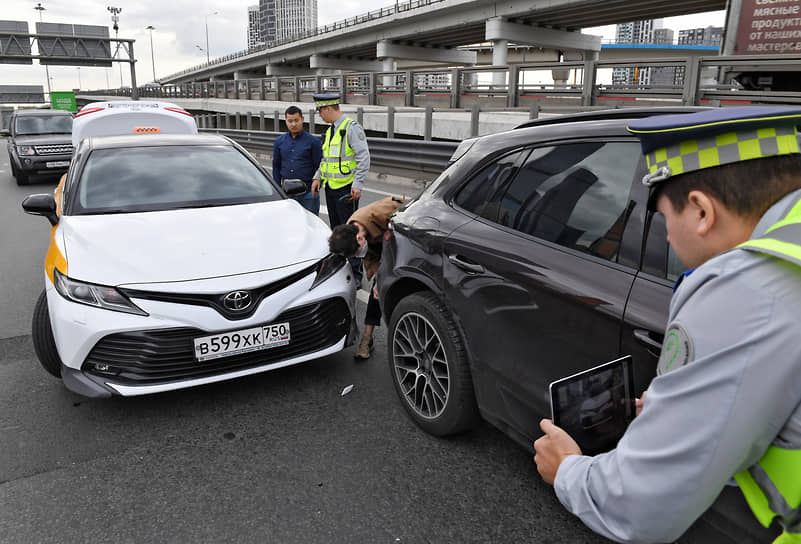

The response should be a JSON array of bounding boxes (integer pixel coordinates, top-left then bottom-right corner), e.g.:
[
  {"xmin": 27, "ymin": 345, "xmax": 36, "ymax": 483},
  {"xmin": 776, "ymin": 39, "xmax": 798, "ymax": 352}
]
[
  {"xmin": 4, "ymin": 109, "xmax": 73, "ymax": 185},
  {"xmin": 378, "ymin": 107, "xmax": 762, "ymax": 543}
]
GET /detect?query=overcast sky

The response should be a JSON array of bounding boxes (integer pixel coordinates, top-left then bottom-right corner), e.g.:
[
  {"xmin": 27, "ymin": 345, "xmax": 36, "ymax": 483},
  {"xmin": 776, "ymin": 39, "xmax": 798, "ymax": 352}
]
[{"xmin": 1, "ymin": 0, "xmax": 724, "ymax": 91}]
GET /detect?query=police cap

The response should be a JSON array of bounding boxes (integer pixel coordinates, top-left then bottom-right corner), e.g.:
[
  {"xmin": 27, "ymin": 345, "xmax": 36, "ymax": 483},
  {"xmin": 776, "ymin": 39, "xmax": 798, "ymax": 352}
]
[
  {"xmin": 627, "ymin": 106, "xmax": 801, "ymax": 188},
  {"xmin": 313, "ymin": 93, "xmax": 341, "ymax": 109}
]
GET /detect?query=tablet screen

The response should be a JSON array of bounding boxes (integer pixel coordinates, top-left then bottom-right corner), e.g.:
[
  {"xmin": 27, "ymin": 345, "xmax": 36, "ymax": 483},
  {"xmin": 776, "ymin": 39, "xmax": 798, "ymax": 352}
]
[{"xmin": 549, "ymin": 355, "xmax": 635, "ymax": 456}]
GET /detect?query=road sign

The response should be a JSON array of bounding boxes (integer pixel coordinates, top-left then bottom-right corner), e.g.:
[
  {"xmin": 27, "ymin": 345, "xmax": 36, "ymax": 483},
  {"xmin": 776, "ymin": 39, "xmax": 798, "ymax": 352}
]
[
  {"xmin": 36, "ymin": 22, "xmax": 112, "ymax": 67},
  {"xmin": 0, "ymin": 85, "xmax": 45, "ymax": 104},
  {"xmin": 51, "ymin": 91, "xmax": 77, "ymax": 112},
  {"xmin": 0, "ymin": 21, "xmax": 33, "ymax": 64}
]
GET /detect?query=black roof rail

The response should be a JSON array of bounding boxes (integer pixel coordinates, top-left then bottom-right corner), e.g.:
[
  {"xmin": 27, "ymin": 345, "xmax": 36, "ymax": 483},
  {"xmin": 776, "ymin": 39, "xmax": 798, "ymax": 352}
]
[{"xmin": 514, "ymin": 106, "xmax": 713, "ymax": 130}]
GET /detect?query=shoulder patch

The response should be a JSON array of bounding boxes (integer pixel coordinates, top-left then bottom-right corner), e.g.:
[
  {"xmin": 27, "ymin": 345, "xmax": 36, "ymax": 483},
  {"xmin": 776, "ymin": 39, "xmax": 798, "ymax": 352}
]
[
  {"xmin": 358, "ymin": 131, "xmax": 365, "ymax": 140},
  {"xmin": 657, "ymin": 322, "xmax": 695, "ymax": 375}
]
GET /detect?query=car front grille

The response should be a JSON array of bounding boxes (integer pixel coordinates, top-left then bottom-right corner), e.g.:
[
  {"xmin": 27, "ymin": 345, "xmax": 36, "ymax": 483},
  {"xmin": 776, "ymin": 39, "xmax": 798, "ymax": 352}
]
[
  {"xmin": 82, "ymin": 298, "xmax": 351, "ymax": 385},
  {"xmin": 34, "ymin": 144, "xmax": 73, "ymax": 155},
  {"xmin": 121, "ymin": 261, "xmax": 320, "ymax": 320}
]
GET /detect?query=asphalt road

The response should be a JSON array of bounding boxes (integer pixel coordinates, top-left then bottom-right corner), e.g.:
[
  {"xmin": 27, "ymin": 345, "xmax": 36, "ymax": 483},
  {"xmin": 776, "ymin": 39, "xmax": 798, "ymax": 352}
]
[{"xmin": 0, "ymin": 141, "xmax": 612, "ymax": 543}]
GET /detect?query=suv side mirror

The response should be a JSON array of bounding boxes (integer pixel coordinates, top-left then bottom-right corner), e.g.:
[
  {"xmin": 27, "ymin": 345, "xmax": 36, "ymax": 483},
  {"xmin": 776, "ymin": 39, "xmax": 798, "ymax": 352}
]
[
  {"xmin": 22, "ymin": 194, "xmax": 59, "ymax": 226},
  {"xmin": 282, "ymin": 178, "xmax": 307, "ymax": 196},
  {"xmin": 0, "ymin": 128, "xmax": 9, "ymax": 136}
]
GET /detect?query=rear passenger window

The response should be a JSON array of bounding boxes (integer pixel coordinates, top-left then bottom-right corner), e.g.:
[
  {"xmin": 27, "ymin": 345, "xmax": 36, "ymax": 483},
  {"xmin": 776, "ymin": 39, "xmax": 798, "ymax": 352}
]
[
  {"xmin": 497, "ymin": 142, "xmax": 641, "ymax": 262},
  {"xmin": 453, "ymin": 150, "xmax": 526, "ymax": 222}
]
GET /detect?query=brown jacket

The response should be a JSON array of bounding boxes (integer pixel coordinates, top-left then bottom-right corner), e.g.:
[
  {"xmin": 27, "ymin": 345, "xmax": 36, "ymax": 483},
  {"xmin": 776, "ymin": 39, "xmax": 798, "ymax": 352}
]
[{"xmin": 347, "ymin": 196, "xmax": 406, "ymax": 279}]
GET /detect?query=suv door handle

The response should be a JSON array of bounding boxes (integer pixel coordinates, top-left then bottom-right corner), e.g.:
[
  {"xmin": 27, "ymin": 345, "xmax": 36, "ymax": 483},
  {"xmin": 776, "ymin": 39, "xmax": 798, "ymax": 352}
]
[
  {"xmin": 447, "ymin": 254, "xmax": 484, "ymax": 274},
  {"xmin": 633, "ymin": 329, "xmax": 663, "ymax": 351}
]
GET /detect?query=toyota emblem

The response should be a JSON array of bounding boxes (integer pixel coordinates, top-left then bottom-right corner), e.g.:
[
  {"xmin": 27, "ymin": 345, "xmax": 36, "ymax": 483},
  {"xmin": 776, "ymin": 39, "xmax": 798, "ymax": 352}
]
[{"xmin": 223, "ymin": 290, "xmax": 252, "ymax": 311}]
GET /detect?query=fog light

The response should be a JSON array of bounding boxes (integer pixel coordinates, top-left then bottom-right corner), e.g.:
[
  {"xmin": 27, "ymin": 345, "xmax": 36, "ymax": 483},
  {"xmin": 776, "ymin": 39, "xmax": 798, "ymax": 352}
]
[
  {"xmin": 23, "ymin": 158, "xmax": 32, "ymax": 165},
  {"xmin": 94, "ymin": 363, "xmax": 110, "ymax": 372}
]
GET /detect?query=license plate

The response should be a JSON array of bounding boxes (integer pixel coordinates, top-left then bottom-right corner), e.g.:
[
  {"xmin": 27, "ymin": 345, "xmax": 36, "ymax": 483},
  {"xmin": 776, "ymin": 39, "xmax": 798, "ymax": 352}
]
[
  {"xmin": 193, "ymin": 321, "xmax": 290, "ymax": 362},
  {"xmin": 46, "ymin": 161, "xmax": 70, "ymax": 168}
]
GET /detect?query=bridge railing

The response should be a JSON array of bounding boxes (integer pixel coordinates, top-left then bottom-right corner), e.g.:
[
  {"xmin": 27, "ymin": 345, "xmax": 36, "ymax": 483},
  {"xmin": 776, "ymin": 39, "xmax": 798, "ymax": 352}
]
[
  {"xmin": 85, "ymin": 54, "xmax": 801, "ymax": 109},
  {"xmin": 162, "ymin": 0, "xmax": 447, "ymax": 80}
]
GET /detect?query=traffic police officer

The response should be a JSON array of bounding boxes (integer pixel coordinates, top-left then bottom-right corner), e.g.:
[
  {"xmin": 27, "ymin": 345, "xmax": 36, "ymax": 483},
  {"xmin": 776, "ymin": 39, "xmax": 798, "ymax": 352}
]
[
  {"xmin": 310, "ymin": 93, "xmax": 371, "ymax": 228},
  {"xmin": 534, "ymin": 107, "xmax": 801, "ymax": 543}
]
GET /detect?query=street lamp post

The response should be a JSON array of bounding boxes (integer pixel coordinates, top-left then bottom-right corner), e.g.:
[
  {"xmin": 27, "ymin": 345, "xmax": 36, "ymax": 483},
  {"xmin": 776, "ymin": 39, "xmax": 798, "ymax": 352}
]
[
  {"xmin": 33, "ymin": 3, "xmax": 52, "ymax": 100},
  {"xmin": 107, "ymin": 6, "xmax": 124, "ymax": 87},
  {"xmin": 146, "ymin": 25, "xmax": 156, "ymax": 82},
  {"xmin": 204, "ymin": 11, "xmax": 218, "ymax": 64}
]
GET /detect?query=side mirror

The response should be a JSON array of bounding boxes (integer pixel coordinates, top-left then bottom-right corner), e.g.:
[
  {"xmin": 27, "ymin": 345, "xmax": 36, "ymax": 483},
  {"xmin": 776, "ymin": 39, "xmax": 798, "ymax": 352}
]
[
  {"xmin": 22, "ymin": 194, "xmax": 59, "ymax": 226},
  {"xmin": 282, "ymin": 178, "xmax": 307, "ymax": 196},
  {"xmin": 0, "ymin": 128, "xmax": 10, "ymax": 137}
]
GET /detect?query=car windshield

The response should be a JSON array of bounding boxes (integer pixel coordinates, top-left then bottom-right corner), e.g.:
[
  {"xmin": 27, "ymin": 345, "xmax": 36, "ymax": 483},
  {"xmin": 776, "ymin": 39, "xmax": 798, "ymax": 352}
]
[
  {"xmin": 73, "ymin": 144, "xmax": 280, "ymax": 214},
  {"xmin": 15, "ymin": 115, "xmax": 73, "ymax": 135}
]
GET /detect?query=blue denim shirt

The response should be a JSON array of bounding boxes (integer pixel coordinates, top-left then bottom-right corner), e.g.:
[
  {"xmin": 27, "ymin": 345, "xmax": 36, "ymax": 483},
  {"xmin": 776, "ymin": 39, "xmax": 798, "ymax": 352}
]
[{"xmin": 272, "ymin": 130, "xmax": 322, "ymax": 187}]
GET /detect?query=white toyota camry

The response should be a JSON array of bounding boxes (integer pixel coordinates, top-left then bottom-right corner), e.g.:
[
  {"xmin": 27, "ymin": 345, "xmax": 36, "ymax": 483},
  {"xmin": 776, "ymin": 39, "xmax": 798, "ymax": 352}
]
[{"xmin": 22, "ymin": 106, "xmax": 357, "ymax": 397}]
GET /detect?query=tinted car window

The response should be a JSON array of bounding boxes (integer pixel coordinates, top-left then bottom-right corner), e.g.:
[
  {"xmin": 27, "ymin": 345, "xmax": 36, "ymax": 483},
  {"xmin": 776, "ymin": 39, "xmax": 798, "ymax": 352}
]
[
  {"xmin": 497, "ymin": 142, "xmax": 641, "ymax": 261},
  {"xmin": 453, "ymin": 150, "xmax": 526, "ymax": 222},
  {"xmin": 74, "ymin": 145, "xmax": 279, "ymax": 214},
  {"xmin": 14, "ymin": 115, "xmax": 73, "ymax": 135}
]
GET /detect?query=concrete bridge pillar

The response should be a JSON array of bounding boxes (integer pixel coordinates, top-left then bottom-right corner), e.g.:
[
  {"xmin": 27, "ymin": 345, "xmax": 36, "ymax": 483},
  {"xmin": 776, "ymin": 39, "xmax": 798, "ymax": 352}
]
[
  {"xmin": 492, "ymin": 39, "xmax": 508, "ymax": 87},
  {"xmin": 381, "ymin": 57, "xmax": 397, "ymax": 89}
]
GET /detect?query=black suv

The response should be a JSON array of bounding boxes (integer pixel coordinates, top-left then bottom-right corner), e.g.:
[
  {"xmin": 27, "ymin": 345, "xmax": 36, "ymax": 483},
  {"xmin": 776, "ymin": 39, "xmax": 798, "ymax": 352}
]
[
  {"xmin": 378, "ymin": 107, "xmax": 763, "ymax": 543},
  {"xmin": 4, "ymin": 109, "xmax": 73, "ymax": 185}
]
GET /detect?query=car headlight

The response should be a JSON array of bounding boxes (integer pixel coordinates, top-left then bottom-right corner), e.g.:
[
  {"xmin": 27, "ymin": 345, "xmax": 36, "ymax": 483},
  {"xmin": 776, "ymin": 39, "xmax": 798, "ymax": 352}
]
[
  {"xmin": 53, "ymin": 269, "xmax": 148, "ymax": 316},
  {"xmin": 310, "ymin": 253, "xmax": 346, "ymax": 290},
  {"xmin": 17, "ymin": 145, "xmax": 35, "ymax": 156}
]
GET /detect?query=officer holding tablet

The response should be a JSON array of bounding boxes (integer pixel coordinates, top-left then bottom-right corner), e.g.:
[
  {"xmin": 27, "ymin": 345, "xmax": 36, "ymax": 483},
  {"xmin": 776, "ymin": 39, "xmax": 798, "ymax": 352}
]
[{"xmin": 534, "ymin": 108, "xmax": 801, "ymax": 544}]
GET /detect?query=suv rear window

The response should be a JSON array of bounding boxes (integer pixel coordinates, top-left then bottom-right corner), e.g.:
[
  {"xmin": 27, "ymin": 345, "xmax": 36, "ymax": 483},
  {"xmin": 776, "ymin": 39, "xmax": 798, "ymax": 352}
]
[
  {"xmin": 14, "ymin": 115, "xmax": 73, "ymax": 135},
  {"xmin": 73, "ymin": 145, "xmax": 279, "ymax": 214}
]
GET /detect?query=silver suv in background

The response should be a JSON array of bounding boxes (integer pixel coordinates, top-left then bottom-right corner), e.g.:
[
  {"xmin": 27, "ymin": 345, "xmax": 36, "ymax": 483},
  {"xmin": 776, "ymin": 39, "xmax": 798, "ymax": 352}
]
[{"xmin": 4, "ymin": 109, "xmax": 73, "ymax": 185}]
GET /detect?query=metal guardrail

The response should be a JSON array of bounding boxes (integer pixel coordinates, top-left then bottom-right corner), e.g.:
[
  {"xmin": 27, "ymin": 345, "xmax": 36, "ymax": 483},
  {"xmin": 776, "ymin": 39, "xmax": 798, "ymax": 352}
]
[
  {"xmin": 84, "ymin": 54, "xmax": 801, "ymax": 110},
  {"xmin": 203, "ymin": 128, "xmax": 457, "ymax": 174}
]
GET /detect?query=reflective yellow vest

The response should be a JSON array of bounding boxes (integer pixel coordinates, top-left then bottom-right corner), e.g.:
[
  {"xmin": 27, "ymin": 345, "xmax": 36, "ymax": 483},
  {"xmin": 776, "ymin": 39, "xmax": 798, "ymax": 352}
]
[
  {"xmin": 320, "ymin": 117, "xmax": 357, "ymax": 190},
  {"xmin": 735, "ymin": 197, "xmax": 801, "ymax": 544}
]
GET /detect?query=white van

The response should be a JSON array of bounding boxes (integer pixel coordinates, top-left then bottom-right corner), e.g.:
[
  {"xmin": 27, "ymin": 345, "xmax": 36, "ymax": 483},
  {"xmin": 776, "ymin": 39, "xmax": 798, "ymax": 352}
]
[{"xmin": 71, "ymin": 101, "xmax": 197, "ymax": 147}]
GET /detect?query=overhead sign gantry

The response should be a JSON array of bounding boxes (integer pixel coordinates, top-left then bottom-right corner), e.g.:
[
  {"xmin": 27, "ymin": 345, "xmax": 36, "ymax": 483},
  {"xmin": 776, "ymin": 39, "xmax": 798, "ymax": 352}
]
[{"xmin": 0, "ymin": 20, "xmax": 139, "ymax": 99}]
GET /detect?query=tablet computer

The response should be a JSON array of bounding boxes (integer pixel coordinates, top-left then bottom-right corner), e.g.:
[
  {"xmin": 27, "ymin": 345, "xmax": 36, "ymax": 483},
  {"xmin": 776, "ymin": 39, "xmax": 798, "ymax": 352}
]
[{"xmin": 549, "ymin": 355, "xmax": 636, "ymax": 456}]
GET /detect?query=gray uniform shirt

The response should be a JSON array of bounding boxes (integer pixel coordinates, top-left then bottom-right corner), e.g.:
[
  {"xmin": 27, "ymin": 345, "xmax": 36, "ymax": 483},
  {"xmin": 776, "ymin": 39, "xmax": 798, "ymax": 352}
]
[
  {"xmin": 313, "ymin": 115, "xmax": 370, "ymax": 190},
  {"xmin": 554, "ymin": 188, "xmax": 801, "ymax": 543}
]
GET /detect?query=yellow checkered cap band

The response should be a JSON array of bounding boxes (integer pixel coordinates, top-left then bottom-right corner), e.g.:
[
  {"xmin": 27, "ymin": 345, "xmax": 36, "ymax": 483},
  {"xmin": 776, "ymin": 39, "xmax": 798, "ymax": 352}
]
[
  {"xmin": 645, "ymin": 126, "xmax": 800, "ymax": 179},
  {"xmin": 314, "ymin": 98, "xmax": 340, "ymax": 107}
]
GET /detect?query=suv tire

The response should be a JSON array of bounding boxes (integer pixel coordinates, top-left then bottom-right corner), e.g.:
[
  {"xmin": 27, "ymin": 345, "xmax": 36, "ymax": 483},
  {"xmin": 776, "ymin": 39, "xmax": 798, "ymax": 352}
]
[
  {"xmin": 388, "ymin": 292, "xmax": 478, "ymax": 436},
  {"xmin": 13, "ymin": 166, "xmax": 28, "ymax": 186},
  {"xmin": 32, "ymin": 290, "xmax": 62, "ymax": 378},
  {"xmin": 9, "ymin": 158, "xmax": 27, "ymax": 186}
]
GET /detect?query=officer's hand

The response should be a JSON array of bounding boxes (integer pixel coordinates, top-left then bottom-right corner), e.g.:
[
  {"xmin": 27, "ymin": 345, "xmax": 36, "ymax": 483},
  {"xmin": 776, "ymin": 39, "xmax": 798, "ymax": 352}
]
[
  {"xmin": 635, "ymin": 390, "xmax": 647, "ymax": 416},
  {"xmin": 311, "ymin": 179, "xmax": 320, "ymax": 197},
  {"xmin": 534, "ymin": 419, "xmax": 582, "ymax": 485},
  {"xmin": 351, "ymin": 187, "xmax": 362, "ymax": 201}
]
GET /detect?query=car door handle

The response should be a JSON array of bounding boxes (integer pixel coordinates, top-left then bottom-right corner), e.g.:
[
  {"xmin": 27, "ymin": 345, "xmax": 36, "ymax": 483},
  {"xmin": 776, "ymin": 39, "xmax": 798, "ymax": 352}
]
[
  {"xmin": 447, "ymin": 254, "xmax": 484, "ymax": 274},
  {"xmin": 633, "ymin": 329, "xmax": 663, "ymax": 351}
]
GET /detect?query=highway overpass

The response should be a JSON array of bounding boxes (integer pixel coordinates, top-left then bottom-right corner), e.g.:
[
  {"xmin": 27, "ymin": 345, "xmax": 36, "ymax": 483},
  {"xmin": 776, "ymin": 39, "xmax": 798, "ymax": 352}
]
[{"xmin": 160, "ymin": 0, "xmax": 726, "ymax": 84}]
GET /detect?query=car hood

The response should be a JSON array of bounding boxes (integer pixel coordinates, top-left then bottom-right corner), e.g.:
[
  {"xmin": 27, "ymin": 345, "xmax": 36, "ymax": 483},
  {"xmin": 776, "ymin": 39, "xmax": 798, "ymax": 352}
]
[
  {"xmin": 13, "ymin": 134, "xmax": 72, "ymax": 145},
  {"xmin": 60, "ymin": 200, "xmax": 330, "ymax": 285}
]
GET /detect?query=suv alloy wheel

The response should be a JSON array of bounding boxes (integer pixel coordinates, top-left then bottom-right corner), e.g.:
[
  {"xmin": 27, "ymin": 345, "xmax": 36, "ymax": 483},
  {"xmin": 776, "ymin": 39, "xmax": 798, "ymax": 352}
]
[{"xmin": 388, "ymin": 292, "xmax": 478, "ymax": 435}]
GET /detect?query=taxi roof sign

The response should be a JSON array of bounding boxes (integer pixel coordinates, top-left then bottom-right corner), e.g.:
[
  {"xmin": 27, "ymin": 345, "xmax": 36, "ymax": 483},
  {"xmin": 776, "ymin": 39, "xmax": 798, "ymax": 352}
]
[{"xmin": 72, "ymin": 101, "xmax": 197, "ymax": 147}]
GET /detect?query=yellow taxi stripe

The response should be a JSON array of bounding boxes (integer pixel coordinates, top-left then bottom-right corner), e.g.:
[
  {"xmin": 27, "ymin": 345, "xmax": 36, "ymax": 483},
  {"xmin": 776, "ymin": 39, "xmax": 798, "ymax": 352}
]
[{"xmin": 45, "ymin": 225, "xmax": 67, "ymax": 284}]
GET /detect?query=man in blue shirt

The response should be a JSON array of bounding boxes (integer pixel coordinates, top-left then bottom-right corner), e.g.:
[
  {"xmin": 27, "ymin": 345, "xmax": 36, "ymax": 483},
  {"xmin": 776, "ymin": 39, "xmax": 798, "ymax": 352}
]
[{"xmin": 272, "ymin": 105, "xmax": 323, "ymax": 215}]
